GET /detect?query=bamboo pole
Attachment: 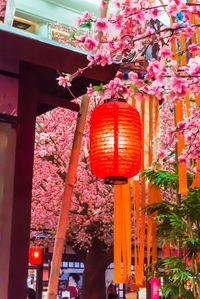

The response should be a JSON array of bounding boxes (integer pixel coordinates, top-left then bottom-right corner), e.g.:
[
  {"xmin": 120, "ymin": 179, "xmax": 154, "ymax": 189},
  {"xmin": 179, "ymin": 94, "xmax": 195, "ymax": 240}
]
[
  {"xmin": 47, "ymin": 95, "xmax": 89, "ymax": 299},
  {"xmin": 100, "ymin": 1, "xmax": 108, "ymax": 18},
  {"xmin": 98, "ymin": 1, "xmax": 108, "ymax": 43}
]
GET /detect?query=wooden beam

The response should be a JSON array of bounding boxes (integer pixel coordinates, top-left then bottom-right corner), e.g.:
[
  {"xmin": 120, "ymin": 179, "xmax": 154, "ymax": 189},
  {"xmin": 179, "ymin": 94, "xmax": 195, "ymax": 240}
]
[
  {"xmin": 0, "ymin": 25, "xmax": 118, "ymax": 83},
  {"xmin": 37, "ymin": 93, "xmax": 80, "ymax": 114}
]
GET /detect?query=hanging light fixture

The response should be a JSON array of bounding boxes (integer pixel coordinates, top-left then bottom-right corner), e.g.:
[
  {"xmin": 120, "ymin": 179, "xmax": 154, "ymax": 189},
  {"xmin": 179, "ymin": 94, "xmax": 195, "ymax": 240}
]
[
  {"xmin": 29, "ymin": 246, "xmax": 42, "ymax": 265},
  {"xmin": 90, "ymin": 99, "xmax": 142, "ymax": 184}
]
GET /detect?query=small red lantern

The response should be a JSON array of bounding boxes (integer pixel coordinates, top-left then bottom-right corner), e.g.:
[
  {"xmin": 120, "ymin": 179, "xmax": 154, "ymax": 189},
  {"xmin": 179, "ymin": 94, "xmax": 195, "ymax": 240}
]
[
  {"xmin": 29, "ymin": 246, "xmax": 42, "ymax": 265},
  {"xmin": 90, "ymin": 99, "xmax": 142, "ymax": 184}
]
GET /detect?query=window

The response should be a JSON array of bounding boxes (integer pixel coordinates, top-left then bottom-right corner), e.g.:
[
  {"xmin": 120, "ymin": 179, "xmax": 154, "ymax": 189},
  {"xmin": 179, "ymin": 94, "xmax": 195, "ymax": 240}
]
[{"xmin": 13, "ymin": 17, "xmax": 38, "ymax": 34}]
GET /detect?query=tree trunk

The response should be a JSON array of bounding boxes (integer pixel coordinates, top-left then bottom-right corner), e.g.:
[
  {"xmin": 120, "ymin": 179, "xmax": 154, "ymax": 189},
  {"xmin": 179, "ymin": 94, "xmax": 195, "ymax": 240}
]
[{"xmin": 81, "ymin": 241, "xmax": 113, "ymax": 299}]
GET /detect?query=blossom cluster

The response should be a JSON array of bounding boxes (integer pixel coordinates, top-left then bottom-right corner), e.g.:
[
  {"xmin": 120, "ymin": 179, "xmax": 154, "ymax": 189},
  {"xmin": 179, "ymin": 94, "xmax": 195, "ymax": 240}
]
[
  {"xmin": 32, "ymin": 107, "xmax": 114, "ymax": 249},
  {"xmin": 156, "ymin": 103, "xmax": 200, "ymax": 173},
  {"xmin": 0, "ymin": 0, "xmax": 7, "ymax": 20},
  {"xmin": 176, "ymin": 107, "xmax": 200, "ymax": 168},
  {"xmin": 51, "ymin": 1, "xmax": 200, "ymax": 114}
]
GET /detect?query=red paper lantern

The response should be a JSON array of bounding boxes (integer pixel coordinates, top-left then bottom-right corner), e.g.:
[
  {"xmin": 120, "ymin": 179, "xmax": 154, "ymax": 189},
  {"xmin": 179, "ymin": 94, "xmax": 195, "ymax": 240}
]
[
  {"xmin": 29, "ymin": 246, "xmax": 42, "ymax": 265},
  {"xmin": 90, "ymin": 99, "xmax": 142, "ymax": 184}
]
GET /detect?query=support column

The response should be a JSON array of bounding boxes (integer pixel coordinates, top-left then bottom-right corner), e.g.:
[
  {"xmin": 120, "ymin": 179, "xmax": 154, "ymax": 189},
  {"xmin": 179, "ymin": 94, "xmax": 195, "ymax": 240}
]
[
  {"xmin": 0, "ymin": 122, "xmax": 16, "ymax": 299},
  {"xmin": 8, "ymin": 62, "xmax": 37, "ymax": 299},
  {"xmin": 36, "ymin": 258, "xmax": 44, "ymax": 299}
]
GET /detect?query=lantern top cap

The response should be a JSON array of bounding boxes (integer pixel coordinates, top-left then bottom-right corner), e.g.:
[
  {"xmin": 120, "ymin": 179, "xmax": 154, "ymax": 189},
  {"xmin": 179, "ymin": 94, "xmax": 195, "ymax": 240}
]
[{"xmin": 103, "ymin": 98, "xmax": 126, "ymax": 104}]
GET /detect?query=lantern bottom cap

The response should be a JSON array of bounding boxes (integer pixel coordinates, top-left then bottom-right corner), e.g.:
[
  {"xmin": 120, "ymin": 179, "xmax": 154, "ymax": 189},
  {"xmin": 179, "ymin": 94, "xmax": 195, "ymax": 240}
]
[{"xmin": 104, "ymin": 176, "xmax": 128, "ymax": 185}]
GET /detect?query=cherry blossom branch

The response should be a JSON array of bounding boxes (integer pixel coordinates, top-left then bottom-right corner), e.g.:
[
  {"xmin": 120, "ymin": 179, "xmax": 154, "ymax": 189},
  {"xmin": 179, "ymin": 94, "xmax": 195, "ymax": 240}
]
[{"xmin": 66, "ymin": 86, "xmax": 77, "ymax": 99}]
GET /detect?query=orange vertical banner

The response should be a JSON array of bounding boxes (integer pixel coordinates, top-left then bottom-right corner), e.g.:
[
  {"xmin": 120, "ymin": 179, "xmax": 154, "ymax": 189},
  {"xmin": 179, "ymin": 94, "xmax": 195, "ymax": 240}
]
[
  {"xmin": 154, "ymin": 98, "xmax": 159, "ymax": 138},
  {"xmin": 175, "ymin": 101, "xmax": 188, "ymax": 195},
  {"xmin": 194, "ymin": 16, "xmax": 200, "ymax": 105},
  {"xmin": 122, "ymin": 182, "xmax": 132, "ymax": 280},
  {"xmin": 152, "ymin": 187, "xmax": 162, "ymax": 264},
  {"xmin": 185, "ymin": 91, "xmax": 191, "ymax": 118},
  {"xmin": 114, "ymin": 183, "xmax": 132, "ymax": 283},
  {"xmin": 133, "ymin": 180, "xmax": 140, "ymax": 283},
  {"xmin": 132, "ymin": 96, "xmax": 136, "ymax": 108},
  {"xmin": 180, "ymin": 33, "xmax": 191, "ymax": 116},
  {"xmin": 190, "ymin": 160, "xmax": 200, "ymax": 188},
  {"xmin": 147, "ymin": 95, "xmax": 154, "ymax": 268},
  {"xmin": 147, "ymin": 183, "xmax": 153, "ymax": 267},
  {"xmin": 189, "ymin": 0, "xmax": 196, "ymax": 54},
  {"xmin": 148, "ymin": 96, "xmax": 153, "ymax": 166},
  {"xmin": 137, "ymin": 179, "xmax": 146, "ymax": 284},
  {"xmin": 180, "ymin": 33, "xmax": 187, "ymax": 65},
  {"xmin": 137, "ymin": 98, "xmax": 146, "ymax": 285},
  {"xmin": 190, "ymin": 18, "xmax": 200, "ymax": 188},
  {"xmin": 195, "ymin": 94, "xmax": 200, "ymax": 106},
  {"xmin": 165, "ymin": 242, "xmax": 171, "ymax": 257},
  {"xmin": 114, "ymin": 185, "xmax": 123, "ymax": 282}
]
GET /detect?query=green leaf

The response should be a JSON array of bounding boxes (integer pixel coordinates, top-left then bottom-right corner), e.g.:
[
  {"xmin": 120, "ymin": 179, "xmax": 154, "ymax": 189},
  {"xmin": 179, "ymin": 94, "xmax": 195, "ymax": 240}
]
[
  {"xmin": 141, "ymin": 169, "xmax": 179, "ymax": 190},
  {"xmin": 141, "ymin": 169, "xmax": 193, "ymax": 190},
  {"xmin": 144, "ymin": 78, "xmax": 150, "ymax": 84},
  {"xmin": 61, "ymin": 72, "xmax": 70, "ymax": 78},
  {"xmin": 81, "ymin": 20, "xmax": 92, "ymax": 29},
  {"xmin": 129, "ymin": 84, "xmax": 138, "ymax": 94},
  {"xmin": 93, "ymin": 83, "xmax": 104, "ymax": 91}
]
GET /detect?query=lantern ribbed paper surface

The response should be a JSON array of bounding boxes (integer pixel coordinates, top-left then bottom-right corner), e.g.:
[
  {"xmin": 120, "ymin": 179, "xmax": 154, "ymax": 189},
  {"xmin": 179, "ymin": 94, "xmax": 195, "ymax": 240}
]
[
  {"xmin": 90, "ymin": 100, "xmax": 141, "ymax": 183},
  {"xmin": 29, "ymin": 246, "xmax": 42, "ymax": 265}
]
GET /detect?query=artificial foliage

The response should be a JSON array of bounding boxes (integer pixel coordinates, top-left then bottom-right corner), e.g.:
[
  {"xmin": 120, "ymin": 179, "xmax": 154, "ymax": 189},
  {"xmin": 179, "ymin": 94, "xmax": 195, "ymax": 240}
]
[{"xmin": 142, "ymin": 168, "xmax": 200, "ymax": 299}]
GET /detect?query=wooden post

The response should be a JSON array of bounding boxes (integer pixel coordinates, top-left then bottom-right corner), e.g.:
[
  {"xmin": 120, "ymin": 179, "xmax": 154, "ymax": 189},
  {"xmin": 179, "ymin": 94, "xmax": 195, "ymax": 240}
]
[
  {"xmin": 98, "ymin": 1, "xmax": 109, "ymax": 44},
  {"xmin": 36, "ymin": 256, "xmax": 43, "ymax": 299},
  {"xmin": 0, "ymin": 122, "xmax": 16, "ymax": 299},
  {"xmin": 100, "ymin": 1, "xmax": 108, "ymax": 18},
  {"xmin": 47, "ymin": 95, "xmax": 89, "ymax": 299},
  {"xmin": 7, "ymin": 62, "xmax": 37, "ymax": 299}
]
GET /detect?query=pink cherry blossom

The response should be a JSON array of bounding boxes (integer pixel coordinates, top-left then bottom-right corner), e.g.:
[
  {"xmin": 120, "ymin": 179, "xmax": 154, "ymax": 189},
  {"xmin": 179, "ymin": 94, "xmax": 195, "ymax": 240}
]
[
  {"xmin": 170, "ymin": 77, "xmax": 187, "ymax": 97},
  {"xmin": 94, "ymin": 51, "xmax": 112, "ymax": 66},
  {"xmin": 160, "ymin": 46, "xmax": 173, "ymax": 59},
  {"xmin": 95, "ymin": 18, "xmax": 108, "ymax": 32},
  {"xmin": 178, "ymin": 155, "xmax": 187, "ymax": 164},
  {"xmin": 188, "ymin": 56, "xmax": 200, "ymax": 76},
  {"xmin": 84, "ymin": 38, "xmax": 97, "ymax": 51},
  {"xmin": 56, "ymin": 76, "xmax": 71, "ymax": 88},
  {"xmin": 188, "ymin": 43, "xmax": 200, "ymax": 54},
  {"xmin": 32, "ymin": 107, "xmax": 115, "ymax": 248},
  {"xmin": 150, "ymin": 8, "xmax": 159, "ymax": 20},
  {"xmin": 177, "ymin": 121, "xmax": 186, "ymax": 130},
  {"xmin": 157, "ymin": 149, "xmax": 166, "ymax": 159},
  {"xmin": 166, "ymin": 1, "xmax": 180, "ymax": 16}
]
